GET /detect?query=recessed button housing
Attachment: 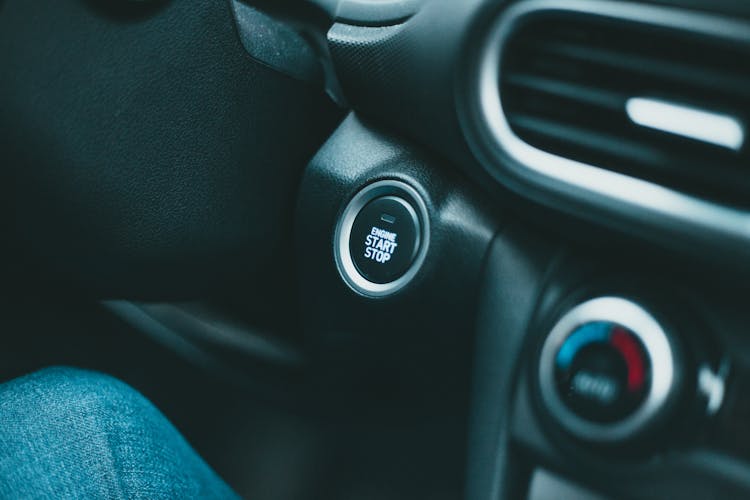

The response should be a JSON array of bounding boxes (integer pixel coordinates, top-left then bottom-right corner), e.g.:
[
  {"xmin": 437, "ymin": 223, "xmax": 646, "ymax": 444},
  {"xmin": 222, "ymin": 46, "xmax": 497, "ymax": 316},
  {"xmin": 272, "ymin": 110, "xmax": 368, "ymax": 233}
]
[{"xmin": 335, "ymin": 180, "xmax": 429, "ymax": 297}]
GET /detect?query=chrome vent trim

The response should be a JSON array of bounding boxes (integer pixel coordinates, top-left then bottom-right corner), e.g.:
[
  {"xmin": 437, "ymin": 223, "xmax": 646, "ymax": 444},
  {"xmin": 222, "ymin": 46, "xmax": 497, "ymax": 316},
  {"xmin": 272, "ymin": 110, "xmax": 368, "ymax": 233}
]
[{"xmin": 472, "ymin": 0, "xmax": 750, "ymax": 256}]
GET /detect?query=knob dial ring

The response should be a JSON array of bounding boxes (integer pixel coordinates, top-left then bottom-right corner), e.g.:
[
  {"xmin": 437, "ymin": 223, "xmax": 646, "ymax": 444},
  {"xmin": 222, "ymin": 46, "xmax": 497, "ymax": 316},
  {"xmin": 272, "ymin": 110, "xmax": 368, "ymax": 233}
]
[{"xmin": 539, "ymin": 297, "xmax": 676, "ymax": 443}]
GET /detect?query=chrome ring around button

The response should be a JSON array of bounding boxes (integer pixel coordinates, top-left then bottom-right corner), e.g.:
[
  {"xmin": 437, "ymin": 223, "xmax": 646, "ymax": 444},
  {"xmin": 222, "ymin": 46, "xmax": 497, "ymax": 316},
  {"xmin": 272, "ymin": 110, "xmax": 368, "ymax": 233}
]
[{"xmin": 334, "ymin": 180, "xmax": 430, "ymax": 298}]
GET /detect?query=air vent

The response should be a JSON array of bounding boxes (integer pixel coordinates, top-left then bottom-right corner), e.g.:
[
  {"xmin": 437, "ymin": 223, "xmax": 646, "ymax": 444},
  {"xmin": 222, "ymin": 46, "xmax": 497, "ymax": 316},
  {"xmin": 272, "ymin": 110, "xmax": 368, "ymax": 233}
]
[{"xmin": 500, "ymin": 5, "xmax": 750, "ymax": 207}]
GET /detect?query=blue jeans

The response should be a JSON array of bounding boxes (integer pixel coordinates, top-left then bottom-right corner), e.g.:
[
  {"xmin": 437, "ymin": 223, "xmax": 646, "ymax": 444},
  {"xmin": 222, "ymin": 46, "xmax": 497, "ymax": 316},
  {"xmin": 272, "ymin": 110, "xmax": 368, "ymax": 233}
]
[{"xmin": 0, "ymin": 367, "xmax": 238, "ymax": 499}]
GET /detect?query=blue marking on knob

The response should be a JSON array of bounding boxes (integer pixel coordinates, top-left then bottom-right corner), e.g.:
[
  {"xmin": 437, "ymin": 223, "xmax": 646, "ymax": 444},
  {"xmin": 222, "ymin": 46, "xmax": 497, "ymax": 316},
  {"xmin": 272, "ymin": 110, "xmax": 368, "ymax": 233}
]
[{"xmin": 556, "ymin": 322, "xmax": 612, "ymax": 369}]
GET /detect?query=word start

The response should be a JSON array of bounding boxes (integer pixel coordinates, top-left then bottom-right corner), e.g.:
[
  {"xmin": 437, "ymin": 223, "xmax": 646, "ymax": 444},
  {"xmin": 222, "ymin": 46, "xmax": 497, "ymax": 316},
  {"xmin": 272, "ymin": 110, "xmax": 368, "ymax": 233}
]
[{"xmin": 363, "ymin": 226, "xmax": 398, "ymax": 263}]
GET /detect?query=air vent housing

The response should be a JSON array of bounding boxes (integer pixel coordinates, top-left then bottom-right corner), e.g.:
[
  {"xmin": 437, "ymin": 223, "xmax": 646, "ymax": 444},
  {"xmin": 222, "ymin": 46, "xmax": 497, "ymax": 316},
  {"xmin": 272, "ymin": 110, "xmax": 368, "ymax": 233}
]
[{"xmin": 500, "ymin": 6, "xmax": 750, "ymax": 207}]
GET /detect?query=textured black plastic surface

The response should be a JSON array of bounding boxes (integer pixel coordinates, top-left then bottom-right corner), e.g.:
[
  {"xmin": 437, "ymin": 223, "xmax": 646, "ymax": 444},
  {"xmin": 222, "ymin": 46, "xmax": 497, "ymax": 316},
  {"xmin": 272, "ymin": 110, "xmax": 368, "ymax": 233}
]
[
  {"xmin": 466, "ymin": 226, "xmax": 561, "ymax": 500},
  {"xmin": 0, "ymin": 0, "xmax": 342, "ymax": 298},
  {"xmin": 231, "ymin": 0, "xmax": 324, "ymax": 84},
  {"xmin": 296, "ymin": 112, "xmax": 498, "ymax": 393},
  {"xmin": 327, "ymin": 0, "xmax": 480, "ymax": 131},
  {"xmin": 327, "ymin": 0, "xmax": 485, "ymax": 171},
  {"xmin": 295, "ymin": 113, "xmax": 499, "ymax": 499}
]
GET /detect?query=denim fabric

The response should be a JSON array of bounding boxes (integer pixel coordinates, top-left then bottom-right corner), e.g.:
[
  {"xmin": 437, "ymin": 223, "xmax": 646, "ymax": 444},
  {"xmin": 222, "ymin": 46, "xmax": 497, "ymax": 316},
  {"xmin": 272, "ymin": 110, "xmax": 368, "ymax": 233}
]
[{"xmin": 0, "ymin": 367, "xmax": 239, "ymax": 499}]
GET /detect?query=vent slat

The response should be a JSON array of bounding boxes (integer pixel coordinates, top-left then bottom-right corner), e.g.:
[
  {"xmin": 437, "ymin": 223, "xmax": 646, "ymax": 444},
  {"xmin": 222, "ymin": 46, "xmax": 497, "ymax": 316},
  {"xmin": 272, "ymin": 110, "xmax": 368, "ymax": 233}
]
[
  {"xmin": 509, "ymin": 113, "xmax": 667, "ymax": 166},
  {"xmin": 504, "ymin": 74, "xmax": 625, "ymax": 110},
  {"xmin": 533, "ymin": 41, "xmax": 750, "ymax": 99},
  {"xmin": 509, "ymin": 113, "xmax": 750, "ymax": 199}
]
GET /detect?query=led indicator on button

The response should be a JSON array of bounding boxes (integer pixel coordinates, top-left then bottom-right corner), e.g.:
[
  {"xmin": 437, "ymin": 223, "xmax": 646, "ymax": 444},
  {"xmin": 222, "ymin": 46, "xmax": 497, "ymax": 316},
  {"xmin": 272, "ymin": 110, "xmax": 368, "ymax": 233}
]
[{"xmin": 380, "ymin": 213, "xmax": 396, "ymax": 224}]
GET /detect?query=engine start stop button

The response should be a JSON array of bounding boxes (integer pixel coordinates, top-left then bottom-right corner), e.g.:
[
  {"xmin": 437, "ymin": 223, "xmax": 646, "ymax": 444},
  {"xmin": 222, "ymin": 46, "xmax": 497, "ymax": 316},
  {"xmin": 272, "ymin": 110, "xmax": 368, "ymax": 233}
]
[
  {"xmin": 335, "ymin": 180, "xmax": 429, "ymax": 297},
  {"xmin": 349, "ymin": 196, "xmax": 419, "ymax": 284}
]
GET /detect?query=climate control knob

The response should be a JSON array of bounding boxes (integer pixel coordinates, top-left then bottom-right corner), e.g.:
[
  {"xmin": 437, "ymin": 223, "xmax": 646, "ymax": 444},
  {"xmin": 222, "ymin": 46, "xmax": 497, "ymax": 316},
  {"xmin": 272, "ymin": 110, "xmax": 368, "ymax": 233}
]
[{"xmin": 538, "ymin": 297, "xmax": 679, "ymax": 443}]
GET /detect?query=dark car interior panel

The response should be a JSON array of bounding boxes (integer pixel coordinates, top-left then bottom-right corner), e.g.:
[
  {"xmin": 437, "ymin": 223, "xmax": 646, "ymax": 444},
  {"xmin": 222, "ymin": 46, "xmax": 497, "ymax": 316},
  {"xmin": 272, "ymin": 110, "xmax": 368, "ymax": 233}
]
[{"xmin": 2, "ymin": 0, "xmax": 750, "ymax": 498}]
